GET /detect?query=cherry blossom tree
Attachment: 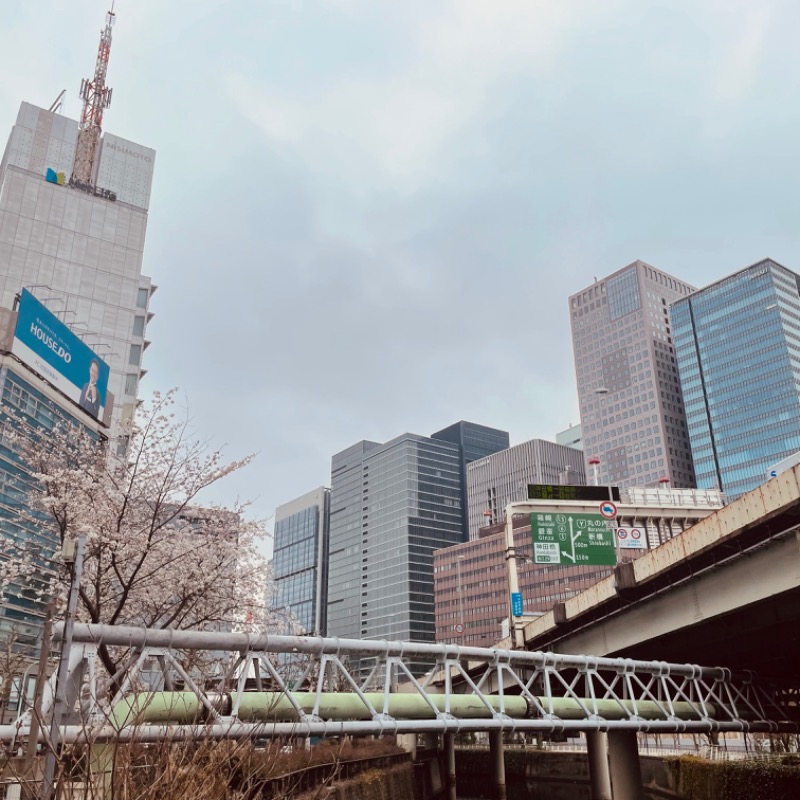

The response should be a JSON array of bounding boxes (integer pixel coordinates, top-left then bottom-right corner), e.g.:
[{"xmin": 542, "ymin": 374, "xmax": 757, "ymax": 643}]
[{"xmin": 0, "ymin": 389, "xmax": 271, "ymax": 678}]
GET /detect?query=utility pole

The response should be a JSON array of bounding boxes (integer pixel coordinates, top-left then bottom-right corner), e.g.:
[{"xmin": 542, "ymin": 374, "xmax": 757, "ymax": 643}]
[{"xmin": 503, "ymin": 505, "xmax": 525, "ymax": 649}]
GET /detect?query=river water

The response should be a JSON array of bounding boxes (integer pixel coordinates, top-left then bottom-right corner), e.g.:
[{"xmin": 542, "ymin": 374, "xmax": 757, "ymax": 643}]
[{"xmin": 460, "ymin": 781, "xmax": 591, "ymax": 800}]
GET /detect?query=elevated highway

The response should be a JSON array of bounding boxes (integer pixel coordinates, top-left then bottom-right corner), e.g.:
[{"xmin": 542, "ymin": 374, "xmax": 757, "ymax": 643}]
[{"xmin": 509, "ymin": 468, "xmax": 800, "ymax": 680}]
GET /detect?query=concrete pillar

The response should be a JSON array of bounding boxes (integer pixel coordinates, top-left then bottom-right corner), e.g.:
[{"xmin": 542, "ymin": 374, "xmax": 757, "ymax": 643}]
[
  {"xmin": 489, "ymin": 730, "xmax": 506, "ymax": 800},
  {"xmin": 608, "ymin": 731, "xmax": 644, "ymax": 800},
  {"xmin": 444, "ymin": 733, "xmax": 457, "ymax": 800},
  {"xmin": 586, "ymin": 731, "xmax": 612, "ymax": 800},
  {"xmin": 397, "ymin": 733, "xmax": 417, "ymax": 758}
]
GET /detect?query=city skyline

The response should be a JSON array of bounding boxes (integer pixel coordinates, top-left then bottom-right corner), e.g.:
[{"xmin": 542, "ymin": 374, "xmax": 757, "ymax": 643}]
[{"xmin": 4, "ymin": 2, "xmax": 800, "ymax": 531}]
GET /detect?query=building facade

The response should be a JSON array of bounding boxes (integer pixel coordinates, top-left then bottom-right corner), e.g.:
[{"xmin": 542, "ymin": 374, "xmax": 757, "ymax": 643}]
[
  {"xmin": 431, "ymin": 421, "xmax": 509, "ymax": 538},
  {"xmin": 0, "ymin": 102, "xmax": 156, "ymax": 448},
  {"xmin": 466, "ymin": 439, "xmax": 586, "ymax": 539},
  {"xmin": 672, "ymin": 259, "xmax": 800, "ymax": 498},
  {"xmin": 555, "ymin": 422, "xmax": 582, "ymax": 450},
  {"xmin": 0, "ymin": 302, "xmax": 107, "ymax": 659},
  {"xmin": 271, "ymin": 487, "xmax": 330, "ymax": 635},
  {"xmin": 570, "ymin": 260, "xmax": 696, "ymax": 488},
  {"xmin": 434, "ymin": 487, "xmax": 723, "ymax": 647},
  {"xmin": 327, "ymin": 434, "xmax": 463, "ymax": 655}
]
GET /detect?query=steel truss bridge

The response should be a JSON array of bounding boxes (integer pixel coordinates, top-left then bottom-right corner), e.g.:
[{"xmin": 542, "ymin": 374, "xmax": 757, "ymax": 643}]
[{"xmin": 1, "ymin": 623, "xmax": 797, "ymax": 747}]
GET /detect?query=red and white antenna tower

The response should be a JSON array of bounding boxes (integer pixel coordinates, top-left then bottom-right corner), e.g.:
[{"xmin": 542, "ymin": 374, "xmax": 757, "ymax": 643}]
[{"xmin": 72, "ymin": 6, "xmax": 116, "ymax": 184}]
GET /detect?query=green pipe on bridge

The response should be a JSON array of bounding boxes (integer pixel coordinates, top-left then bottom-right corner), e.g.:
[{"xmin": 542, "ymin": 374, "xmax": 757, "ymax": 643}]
[{"xmin": 111, "ymin": 692, "xmax": 714, "ymax": 726}]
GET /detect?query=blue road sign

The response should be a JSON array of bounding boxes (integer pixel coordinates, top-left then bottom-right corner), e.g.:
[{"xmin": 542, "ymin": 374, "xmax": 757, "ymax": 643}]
[{"xmin": 511, "ymin": 592, "xmax": 523, "ymax": 617}]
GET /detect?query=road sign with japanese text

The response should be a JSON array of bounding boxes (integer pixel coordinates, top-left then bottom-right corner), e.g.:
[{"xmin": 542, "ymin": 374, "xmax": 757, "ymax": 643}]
[
  {"xmin": 530, "ymin": 512, "xmax": 617, "ymax": 566},
  {"xmin": 616, "ymin": 527, "xmax": 647, "ymax": 550}
]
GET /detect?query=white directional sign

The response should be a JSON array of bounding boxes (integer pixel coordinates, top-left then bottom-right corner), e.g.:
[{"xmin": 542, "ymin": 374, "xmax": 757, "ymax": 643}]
[{"xmin": 616, "ymin": 526, "xmax": 647, "ymax": 550}]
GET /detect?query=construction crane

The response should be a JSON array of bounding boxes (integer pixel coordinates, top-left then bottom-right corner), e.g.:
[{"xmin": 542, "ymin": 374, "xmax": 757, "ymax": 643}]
[{"xmin": 72, "ymin": 5, "xmax": 116, "ymax": 184}]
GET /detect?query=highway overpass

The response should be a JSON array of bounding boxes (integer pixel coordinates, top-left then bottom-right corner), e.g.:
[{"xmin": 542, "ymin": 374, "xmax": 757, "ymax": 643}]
[{"xmin": 509, "ymin": 467, "xmax": 800, "ymax": 680}]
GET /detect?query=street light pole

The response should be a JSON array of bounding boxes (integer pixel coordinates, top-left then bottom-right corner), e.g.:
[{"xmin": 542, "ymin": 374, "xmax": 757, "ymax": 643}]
[
  {"xmin": 592, "ymin": 387, "xmax": 610, "ymax": 497},
  {"xmin": 455, "ymin": 556, "xmax": 465, "ymax": 644},
  {"xmin": 41, "ymin": 534, "xmax": 86, "ymax": 800}
]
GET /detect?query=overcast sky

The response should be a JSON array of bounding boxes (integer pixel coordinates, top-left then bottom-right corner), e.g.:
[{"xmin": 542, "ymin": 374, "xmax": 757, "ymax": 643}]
[{"xmin": 2, "ymin": 0, "xmax": 800, "ymax": 539}]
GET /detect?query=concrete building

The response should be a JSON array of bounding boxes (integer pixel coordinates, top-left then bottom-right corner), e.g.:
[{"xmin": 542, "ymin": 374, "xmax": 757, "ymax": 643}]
[
  {"xmin": 672, "ymin": 258, "xmax": 800, "ymax": 499},
  {"xmin": 555, "ymin": 422, "xmax": 582, "ymax": 450},
  {"xmin": 466, "ymin": 439, "xmax": 586, "ymax": 539},
  {"xmin": 434, "ymin": 487, "xmax": 723, "ymax": 647},
  {"xmin": 327, "ymin": 433, "xmax": 464, "ymax": 661},
  {"xmin": 431, "ymin": 421, "xmax": 509, "ymax": 538},
  {"xmin": 271, "ymin": 487, "xmax": 330, "ymax": 635},
  {"xmin": 0, "ymin": 102, "xmax": 156, "ymax": 449},
  {"xmin": 0, "ymin": 297, "xmax": 108, "ymax": 658},
  {"xmin": 570, "ymin": 260, "xmax": 696, "ymax": 488}
]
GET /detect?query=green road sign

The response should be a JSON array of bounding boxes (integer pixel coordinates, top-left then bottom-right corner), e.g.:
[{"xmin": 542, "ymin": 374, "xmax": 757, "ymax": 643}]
[{"xmin": 530, "ymin": 512, "xmax": 617, "ymax": 566}]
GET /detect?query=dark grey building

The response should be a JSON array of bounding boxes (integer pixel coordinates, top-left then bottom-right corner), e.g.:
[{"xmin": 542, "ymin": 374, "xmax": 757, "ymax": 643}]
[
  {"xmin": 431, "ymin": 421, "xmax": 509, "ymax": 538},
  {"xmin": 271, "ymin": 487, "xmax": 330, "ymax": 635},
  {"xmin": 672, "ymin": 258, "xmax": 800, "ymax": 498},
  {"xmin": 327, "ymin": 434, "xmax": 463, "ymax": 656}
]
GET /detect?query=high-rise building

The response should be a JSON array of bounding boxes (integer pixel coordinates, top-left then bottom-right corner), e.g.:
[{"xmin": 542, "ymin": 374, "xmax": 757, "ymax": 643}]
[
  {"xmin": 435, "ymin": 487, "xmax": 723, "ymax": 646},
  {"xmin": 0, "ymin": 89, "xmax": 156, "ymax": 447},
  {"xmin": 672, "ymin": 258, "xmax": 800, "ymax": 498},
  {"xmin": 327, "ymin": 433, "xmax": 463, "ymax": 659},
  {"xmin": 555, "ymin": 422, "xmax": 582, "ymax": 450},
  {"xmin": 431, "ymin": 421, "xmax": 509, "ymax": 538},
  {"xmin": 271, "ymin": 487, "xmax": 330, "ymax": 635},
  {"xmin": 0, "ymin": 294, "xmax": 108, "ymax": 660},
  {"xmin": 466, "ymin": 439, "xmax": 586, "ymax": 539},
  {"xmin": 570, "ymin": 260, "xmax": 696, "ymax": 488}
]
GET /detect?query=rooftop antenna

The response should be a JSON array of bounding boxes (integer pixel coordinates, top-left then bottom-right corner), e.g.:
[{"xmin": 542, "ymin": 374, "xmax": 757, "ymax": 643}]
[
  {"xmin": 48, "ymin": 89, "xmax": 66, "ymax": 114},
  {"xmin": 72, "ymin": 5, "xmax": 116, "ymax": 183}
]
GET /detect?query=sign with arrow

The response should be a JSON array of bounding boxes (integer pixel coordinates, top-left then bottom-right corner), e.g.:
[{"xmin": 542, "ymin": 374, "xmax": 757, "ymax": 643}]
[{"xmin": 530, "ymin": 512, "xmax": 617, "ymax": 566}]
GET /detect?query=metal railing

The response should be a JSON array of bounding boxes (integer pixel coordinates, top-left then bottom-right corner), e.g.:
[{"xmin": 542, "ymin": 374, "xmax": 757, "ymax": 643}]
[{"xmin": 1, "ymin": 622, "xmax": 797, "ymax": 746}]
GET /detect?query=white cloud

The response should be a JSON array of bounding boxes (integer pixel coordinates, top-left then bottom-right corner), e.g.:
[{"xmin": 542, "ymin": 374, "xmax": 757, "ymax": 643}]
[
  {"xmin": 226, "ymin": 1, "xmax": 615, "ymax": 189},
  {"xmin": 707, "ymin": 2, "xmax": 771, "ymax": 103}
]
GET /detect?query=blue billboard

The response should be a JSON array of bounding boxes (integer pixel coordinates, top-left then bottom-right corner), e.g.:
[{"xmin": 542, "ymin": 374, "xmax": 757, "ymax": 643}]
[{"xmin": 12, "ymin": 289, "xmax": 110, "ymax": 421}]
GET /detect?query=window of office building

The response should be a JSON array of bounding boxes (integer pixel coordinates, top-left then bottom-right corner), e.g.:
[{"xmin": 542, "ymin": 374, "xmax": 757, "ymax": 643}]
[{"xmin": 608, "ymin": 268, "xmax": 641, "ymax": 321}]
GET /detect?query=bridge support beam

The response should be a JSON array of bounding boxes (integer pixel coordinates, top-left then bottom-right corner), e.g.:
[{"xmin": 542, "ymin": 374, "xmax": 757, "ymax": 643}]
[
  {"xmin": 489, "ymin": 730, "xmax": 506, "ymax": 800},
  {"xmin": 586, "ymin": 731, "xmax": 612, "ymax": 800},
  {"xmin": 444, "ymin": 733, "xmax": 456, "ymax": 800},
  {"xmin": 608, "ymin": 731, "xmax": 644, "ymax": 800}
]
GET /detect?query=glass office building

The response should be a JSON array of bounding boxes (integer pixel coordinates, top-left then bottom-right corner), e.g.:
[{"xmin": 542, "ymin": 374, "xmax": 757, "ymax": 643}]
[
  {"xmin": 327, "ymin": 433, "xmax": 463, "ymax": 665},
  {"xmin": 431, "ymin": 421, "xmax": 509, "ymax": 538},
  {"xmin": 672, "ymin": 259, "xmax": 800, "ymax": 498},
  {"xmin": 0, "ymin": 359, "xmax": 106, "ymax": 658},
  {"xmin": 271, "ymin": 487, "xmax": 330, "ymax": 635}
]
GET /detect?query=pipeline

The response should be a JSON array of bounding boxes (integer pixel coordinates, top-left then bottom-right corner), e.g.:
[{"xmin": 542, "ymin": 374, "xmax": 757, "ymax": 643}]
[{"xmin": 111, "ymin": 692, "xmax": 714, "ymax": 726}]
